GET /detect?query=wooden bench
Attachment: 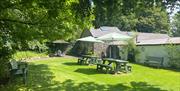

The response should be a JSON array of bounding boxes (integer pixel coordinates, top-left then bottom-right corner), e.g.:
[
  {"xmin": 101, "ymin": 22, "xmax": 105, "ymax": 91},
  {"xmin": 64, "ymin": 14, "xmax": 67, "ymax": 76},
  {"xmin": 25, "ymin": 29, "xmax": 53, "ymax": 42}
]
[
  {"xmin": 144, "ymin": 56, "xmax": 164, "ymax": 68},
  {"xmin": 9, "ymin": 60, "xmax": 28, "ymax": 84},
  {"xmin": 97, "ymin": 63, "xmax": 113, "ymax": 74}
]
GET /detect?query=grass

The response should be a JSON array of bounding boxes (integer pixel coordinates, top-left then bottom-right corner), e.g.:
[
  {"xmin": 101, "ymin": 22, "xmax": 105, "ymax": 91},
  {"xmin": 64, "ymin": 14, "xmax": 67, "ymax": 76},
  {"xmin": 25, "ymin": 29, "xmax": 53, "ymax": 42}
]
[
  {"xmin": 1, "ymin": 57, "xmax": 180, "ymax": 91},
  {"xmin": 13, "ymin": 51, "xmax": 47, "ymax": 60}
]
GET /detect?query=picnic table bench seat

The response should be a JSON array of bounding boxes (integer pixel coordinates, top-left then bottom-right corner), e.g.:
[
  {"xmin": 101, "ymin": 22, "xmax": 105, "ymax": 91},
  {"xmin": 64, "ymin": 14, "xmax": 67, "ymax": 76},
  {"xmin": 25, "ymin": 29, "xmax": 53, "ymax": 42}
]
[
  {"xmin": 9, "ymin": 60, "xmax": 28, "ymax": 84},
  {"xmin": 77, "ymin": 58, "xmax": 87, "ymax": 65},
  {"xmin": 144, "ymin": 56, "xmax": 164, "ymax": 68},
  {"xmin": 96, "ymin": 63, "xmax": 113, "ymax": 74},
  {"xmin": 77, "ymin": 55, "xmax": 99, "ymax": 65},
  {"xmin": 119, "ymin": 64, "xmax": 132, "ymax": 72},
  {"xmin": 127, "ymin": 65, "xmax": 132, "ymax": 72}
]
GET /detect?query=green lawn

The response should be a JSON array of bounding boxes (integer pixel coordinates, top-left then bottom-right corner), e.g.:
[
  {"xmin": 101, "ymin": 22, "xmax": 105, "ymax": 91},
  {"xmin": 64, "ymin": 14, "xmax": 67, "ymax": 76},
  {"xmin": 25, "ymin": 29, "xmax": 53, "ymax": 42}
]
[{"xmin": 1, "ymin": 57, "xmax": 180, "ymax": 91}]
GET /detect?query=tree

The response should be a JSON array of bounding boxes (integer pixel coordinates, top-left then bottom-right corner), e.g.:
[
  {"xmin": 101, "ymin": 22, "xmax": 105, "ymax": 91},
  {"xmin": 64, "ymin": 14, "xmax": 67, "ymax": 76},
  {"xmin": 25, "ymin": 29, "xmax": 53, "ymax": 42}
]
[
  {"xmin": 166, "ymin": 44, "xmax": 180, "ymax": 68},
  {"xmin": 93, "ymin": 0, "xmax": 178, "ymax": 33},
  {"xmin": 136, "ymin": 7, "xmax": 170, "ymax": 33},
  {"xmin": 172, "ymin": 12, "xmax": 180, "ymax": 36},
  {"xmin": 0, "ymin": 0, "xmax": 94, "ymax": 79}
]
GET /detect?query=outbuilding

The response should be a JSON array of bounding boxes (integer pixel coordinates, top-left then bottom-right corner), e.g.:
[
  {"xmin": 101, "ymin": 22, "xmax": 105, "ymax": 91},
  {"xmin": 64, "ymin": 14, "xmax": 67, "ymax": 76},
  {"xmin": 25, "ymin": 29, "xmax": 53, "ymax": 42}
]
[
  {"xmin": 136, "ymin": 37, "xmax": 180, "ymax": 67},
  {"xmin": 75, "ymin": 26, "xmax": 180, "ymax": 67}
]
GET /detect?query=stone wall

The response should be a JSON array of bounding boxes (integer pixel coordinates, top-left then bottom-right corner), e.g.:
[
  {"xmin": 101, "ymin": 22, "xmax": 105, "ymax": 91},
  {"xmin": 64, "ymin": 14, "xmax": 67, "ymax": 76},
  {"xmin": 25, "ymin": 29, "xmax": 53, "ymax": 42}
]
[
  {"xmin": 93, "ymin": 43, "xmax": 128, "ymax": 60},
  {"xmin": 71, "ymin": 30, "xmax": 92, "ymax": 56},
  {"xmin": 93, "ymin": 43, "xmax": 109, "ymax": 57}
]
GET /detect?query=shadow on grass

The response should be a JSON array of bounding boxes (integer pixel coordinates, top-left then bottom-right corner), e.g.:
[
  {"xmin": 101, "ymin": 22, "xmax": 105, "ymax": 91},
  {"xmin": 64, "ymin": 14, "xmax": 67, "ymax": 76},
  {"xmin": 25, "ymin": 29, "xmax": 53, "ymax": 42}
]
[
  {"xmin": 0, "ymin": 63, "xmax": 168, "ymax": 91},
  {"xmin": 63, "ymin": 62, "xmax": 88, "ymax": 66},
  {"xmin": 108, "ymin": 81, "xmax": 168, "ymax": 91},
  {"xmin": 0, "ymin": 63, "xmax": 61, "ymax": 91},
  {"xmin": 40, "ymin": 79, "xmax": 167, "ymax": 91},
  {"xmin": 74, "ymin": 68, "xmax": 105, "ymax": 75},
  {"xmin": 63, "ymin": 62, "xmax": 80, "ymax": 66},
  {"xmin": 133, "ymin": 63, "xmax": 180, "ymax": 72},
  {"xmin": 161, "ymin": 67, "xmax": 180, "ymax": 72}
]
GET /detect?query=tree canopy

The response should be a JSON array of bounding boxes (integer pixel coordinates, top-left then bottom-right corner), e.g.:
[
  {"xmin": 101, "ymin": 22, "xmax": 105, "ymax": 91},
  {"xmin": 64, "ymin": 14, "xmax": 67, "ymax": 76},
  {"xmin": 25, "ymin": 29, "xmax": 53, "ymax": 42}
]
[
  {"xmin": 93, "ymin": 0, "xmax": 179, "ymax": 34},
  {"xmin": 0, "ymin": 0, "xmax": 94, "ymax": 52},
  {"xmin": 0, "ymin": 0, "xmax": 94, "ymax": 78},
  {"xmin": 172, "ymin": 12, "xmax": 180, "ymax": 36}
]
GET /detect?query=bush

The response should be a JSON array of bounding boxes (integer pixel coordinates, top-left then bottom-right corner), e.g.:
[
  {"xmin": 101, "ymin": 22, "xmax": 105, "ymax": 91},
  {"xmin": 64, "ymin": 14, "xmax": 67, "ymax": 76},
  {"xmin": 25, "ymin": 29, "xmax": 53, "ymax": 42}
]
[
  {"xmin": 28, "ymin": 40, "xmax": 48, "ymax": 53},
  {"xmin": 0, "ymin": 46, "xmax": 13, "ymax": 79},
  {"xmin": 127, "ymin": 38, "xmax": 140, "ymax": 62},
  {"xmin": 167, "ymin": 44, "xmax": 180, "ymax": 68}
]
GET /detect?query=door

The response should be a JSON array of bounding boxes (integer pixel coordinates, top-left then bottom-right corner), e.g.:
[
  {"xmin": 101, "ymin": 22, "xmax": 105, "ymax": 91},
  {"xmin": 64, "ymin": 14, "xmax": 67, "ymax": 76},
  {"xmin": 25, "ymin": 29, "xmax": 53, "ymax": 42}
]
[
  {"xmin": 107, "ymin": 45, "xmax": 120, "ymax": 59},
  {"xmin": 128, "ymin": 49, "xmax": 135, "ymax": 62}
]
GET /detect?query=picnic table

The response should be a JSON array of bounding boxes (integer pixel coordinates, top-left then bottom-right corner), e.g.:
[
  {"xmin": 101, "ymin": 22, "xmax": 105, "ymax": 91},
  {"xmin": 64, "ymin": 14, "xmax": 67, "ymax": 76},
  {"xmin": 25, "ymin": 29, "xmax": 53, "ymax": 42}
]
[
  {"xmin": 78, "ymin": 55, "xmax": 98, "ymax": 65},
  {"xmin": 97, "ymin": 58, "xmax": 131, "ymax": 74}
]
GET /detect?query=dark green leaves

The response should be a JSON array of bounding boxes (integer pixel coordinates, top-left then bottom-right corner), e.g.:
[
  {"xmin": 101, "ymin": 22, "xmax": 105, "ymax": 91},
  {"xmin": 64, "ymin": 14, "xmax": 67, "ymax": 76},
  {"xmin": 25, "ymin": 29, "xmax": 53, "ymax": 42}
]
[{"xmin": 93, "ymin": 0, "xmax": 171, "ymax": 33}]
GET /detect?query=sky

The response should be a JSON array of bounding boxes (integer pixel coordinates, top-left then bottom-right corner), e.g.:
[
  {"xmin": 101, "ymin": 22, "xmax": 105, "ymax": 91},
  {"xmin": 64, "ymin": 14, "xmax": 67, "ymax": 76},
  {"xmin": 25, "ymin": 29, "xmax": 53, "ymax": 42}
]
[{"xmin": 167, "ymin": 1, "xmax": 180, "ymax": 22}]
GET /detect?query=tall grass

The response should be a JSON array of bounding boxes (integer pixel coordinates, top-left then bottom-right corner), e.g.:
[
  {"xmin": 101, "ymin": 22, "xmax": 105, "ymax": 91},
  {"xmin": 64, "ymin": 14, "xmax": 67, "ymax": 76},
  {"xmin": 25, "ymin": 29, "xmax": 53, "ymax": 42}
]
[{"xmin": 13, "ymin": 51, "xmax": 47, "ymax": 60}]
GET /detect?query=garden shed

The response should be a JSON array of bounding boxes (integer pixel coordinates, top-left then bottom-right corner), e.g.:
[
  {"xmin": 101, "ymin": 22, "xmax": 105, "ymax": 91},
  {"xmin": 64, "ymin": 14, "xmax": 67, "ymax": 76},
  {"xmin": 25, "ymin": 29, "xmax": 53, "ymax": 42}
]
[{"xmin": 48, "ymin": 40, "xmax": 70, "ymax": 56}]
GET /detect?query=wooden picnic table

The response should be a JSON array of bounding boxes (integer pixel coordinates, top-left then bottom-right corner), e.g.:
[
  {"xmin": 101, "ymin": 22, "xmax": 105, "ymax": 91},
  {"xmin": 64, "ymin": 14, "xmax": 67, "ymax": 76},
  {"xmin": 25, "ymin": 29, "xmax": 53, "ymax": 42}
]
[
  {"xmin": 81, "ymin": 55, "xmax": 98, "ymax": 65},
  {"xmin": 102, "ymin": 58, "xmax": 130, "ymax": 73}
]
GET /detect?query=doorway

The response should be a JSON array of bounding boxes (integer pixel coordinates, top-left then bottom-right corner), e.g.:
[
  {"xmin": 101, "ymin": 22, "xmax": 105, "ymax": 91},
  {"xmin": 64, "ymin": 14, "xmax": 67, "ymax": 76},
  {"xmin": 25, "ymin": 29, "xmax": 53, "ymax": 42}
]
[
  {"xmin": 106, "ymin": 45, "xmax": 120, "ymax": 59},
  {"xmin": 128, "ymin": 49, "xmax": 135, "ymax": 62}
]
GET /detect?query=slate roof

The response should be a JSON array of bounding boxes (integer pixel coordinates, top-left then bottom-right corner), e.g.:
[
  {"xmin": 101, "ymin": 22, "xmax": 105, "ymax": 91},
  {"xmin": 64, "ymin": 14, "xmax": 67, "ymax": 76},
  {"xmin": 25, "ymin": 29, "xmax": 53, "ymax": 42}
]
[
  {"xmin": 90, "ymin": 26, "xmax": 122, "ymax": 37},
  {"xmin": 137, "ymin": 37, "xmax": 180, "ymax": 45},
  {"xmin": 168, "ymin": 37, "xmax": 180, "ymax": 44},
  {"xmin": 53, "ymin": 40, "xmax": 69, "ymax": 44},
  {"xmin": 136, "ymin": 32, "xmax": 170, "ymax": 42},
  {"xmin": 136, "ymin": 38, "xmax": 168, "ymax": 45},
  {"xmin": 88, "ymin": 26, "xmax": 180, "ymax": 45}
]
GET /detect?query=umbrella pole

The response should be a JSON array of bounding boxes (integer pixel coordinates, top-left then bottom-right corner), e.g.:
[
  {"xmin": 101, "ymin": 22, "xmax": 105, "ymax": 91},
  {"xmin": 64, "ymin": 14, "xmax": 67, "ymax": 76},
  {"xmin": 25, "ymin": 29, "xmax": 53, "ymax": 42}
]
[{"xmin": 110, "ymin": 45, "xmax": 111, "ymax": 58}]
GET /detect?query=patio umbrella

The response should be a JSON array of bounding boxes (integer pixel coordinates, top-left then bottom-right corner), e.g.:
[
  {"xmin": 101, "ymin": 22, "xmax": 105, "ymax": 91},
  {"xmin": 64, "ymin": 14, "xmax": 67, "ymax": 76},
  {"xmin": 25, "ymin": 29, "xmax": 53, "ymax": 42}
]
[
  {"xmin": 97, "ymin": 32, "xmax": 132, "ymax": 41},
  {"xmin": 77, "ymin": 36, "xmax": 103, "ymax": 55},
  {"xmin": 97, "ymin": 32, "xmax": 132, "ymax": 58},
  {"xmin": 108, "ymin": 41, "xmax": 128, "ymax": 45},
  {"xmin": 77, "ymin": 36, "xmax": 104, "ymax": 43},
  {"xmin": 53, "ymin": 40, "xmax": 69, "ymax": 44}
]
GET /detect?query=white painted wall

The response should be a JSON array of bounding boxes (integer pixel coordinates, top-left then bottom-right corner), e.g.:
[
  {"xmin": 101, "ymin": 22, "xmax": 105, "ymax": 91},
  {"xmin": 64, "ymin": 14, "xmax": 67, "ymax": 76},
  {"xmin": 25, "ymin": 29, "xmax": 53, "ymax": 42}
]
[{"xmin": 136, "ymin": 45, "xmax": 180, "ymax": 67}]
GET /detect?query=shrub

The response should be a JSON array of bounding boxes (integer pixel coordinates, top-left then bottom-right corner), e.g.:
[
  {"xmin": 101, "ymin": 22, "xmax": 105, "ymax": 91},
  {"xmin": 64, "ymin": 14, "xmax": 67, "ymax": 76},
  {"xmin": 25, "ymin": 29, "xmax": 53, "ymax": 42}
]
[
  {"xmin": 28, "ymin": 40, "xmax": 48, "ymax": 53},
  {"xmin": 167, "ymin": 44, "xmax": 180, "ymax": 68},
  {"xmin": 0, "ymin": 45, "xmax": 14, "ymax": 79},
  {"xmin": 127, "ymin": 37, "xmax": 140, "ymax": 62}
]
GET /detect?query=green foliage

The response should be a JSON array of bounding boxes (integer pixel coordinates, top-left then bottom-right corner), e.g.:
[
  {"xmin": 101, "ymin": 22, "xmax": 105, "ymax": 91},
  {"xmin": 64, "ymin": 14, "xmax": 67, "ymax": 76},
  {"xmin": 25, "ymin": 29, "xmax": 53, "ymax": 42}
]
[
  {"xmin": 0, "ymin": 57, "xmax": 10, "ymax": 79},
  {"xmin": 166, "ymin": 44, "xmax": 180, "ymax": 68},
  {"xmin": 93, "ymin": 0, "xmax": 171, "ymax": 33},
  {"xmin": 136, "ymin": 7, "xmax": 170, "ymax": 33},
  {"xmin": 28, "ymin": 40, "xmax": 48, "ymax": 52},
  {"xmin": 0, "ymin": 30, "xmax": 14, "ymax": 78},
  {"xmin": 0, "ymin": 0, "xmax": 94, "ymax": 42},
  {"xmin": 127, "ymin": 35, "xmax": 140, "ymax": 62},
  {"xmin": 0, "ymin": 0, "xmax": 94, "ymax": 79},
  {"xmin": 172, "ymin": 13, "xmax": 180, "ymax": 36}
]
